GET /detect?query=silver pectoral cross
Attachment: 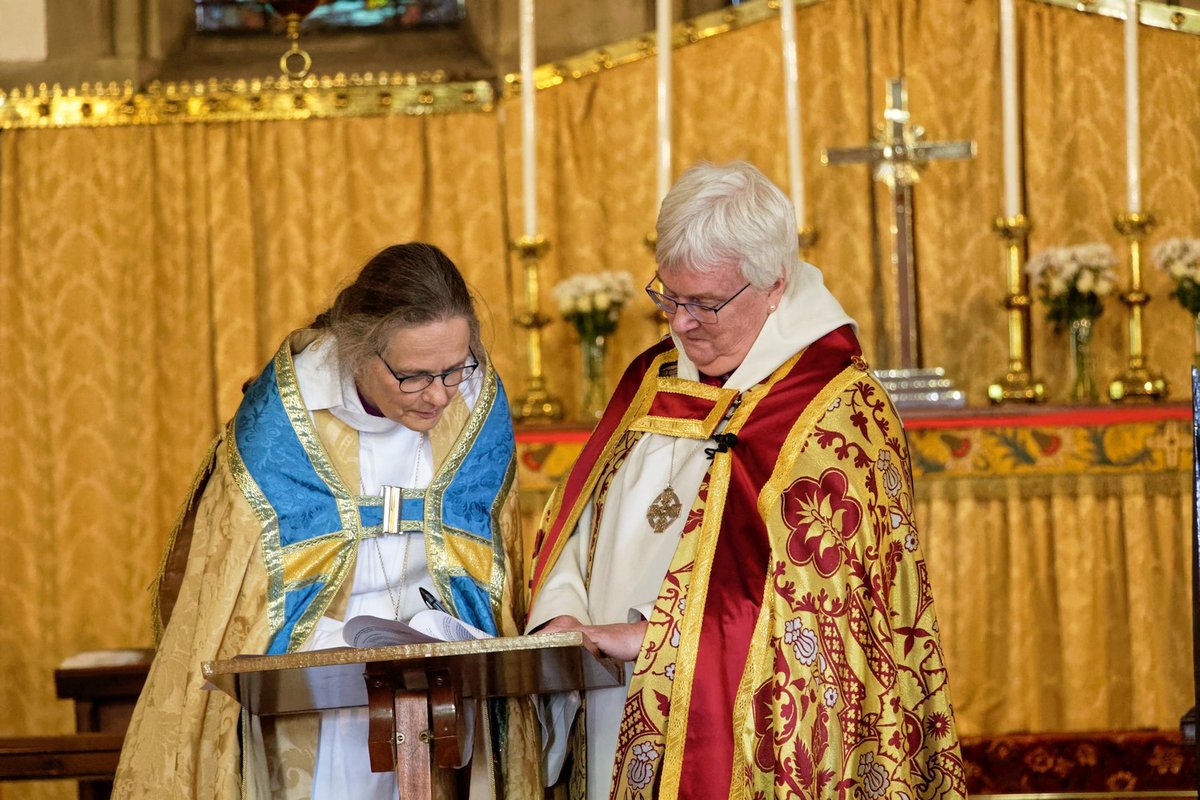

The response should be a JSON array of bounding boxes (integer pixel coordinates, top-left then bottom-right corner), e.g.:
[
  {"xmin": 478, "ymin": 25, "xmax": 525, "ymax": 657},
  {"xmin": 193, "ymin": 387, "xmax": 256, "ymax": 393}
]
[{"xmin": 822, "ymin": 77, "xmax": 975, "ymax": 374}]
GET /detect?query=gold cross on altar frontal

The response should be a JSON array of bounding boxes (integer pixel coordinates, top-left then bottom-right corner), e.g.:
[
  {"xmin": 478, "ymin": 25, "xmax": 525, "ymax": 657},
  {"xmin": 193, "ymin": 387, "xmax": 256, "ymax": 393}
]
[{"xmin": 823, "ymin": 78, "xmax": 975, "ymax": 409}]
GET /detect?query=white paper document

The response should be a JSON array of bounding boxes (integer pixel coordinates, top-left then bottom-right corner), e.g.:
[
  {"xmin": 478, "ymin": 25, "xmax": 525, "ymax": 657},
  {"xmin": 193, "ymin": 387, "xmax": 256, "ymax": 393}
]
[{"xmin": 342, "ymin": 609, "xmax": 491, "ymax": 649}]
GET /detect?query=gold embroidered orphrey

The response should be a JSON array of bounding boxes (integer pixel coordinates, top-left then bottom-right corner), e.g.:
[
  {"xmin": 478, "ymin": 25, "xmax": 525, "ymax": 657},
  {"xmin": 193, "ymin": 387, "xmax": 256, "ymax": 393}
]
[{"xmin": 641, "ymin": 388, "xmax": 740, "ymax": 534}]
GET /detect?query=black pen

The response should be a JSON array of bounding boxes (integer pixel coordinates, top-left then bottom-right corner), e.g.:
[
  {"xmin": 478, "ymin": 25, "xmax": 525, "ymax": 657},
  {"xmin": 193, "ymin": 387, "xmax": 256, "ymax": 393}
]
[{"xmin": 419, "ymin": 587, "xmax": 452, "ymax": 615}]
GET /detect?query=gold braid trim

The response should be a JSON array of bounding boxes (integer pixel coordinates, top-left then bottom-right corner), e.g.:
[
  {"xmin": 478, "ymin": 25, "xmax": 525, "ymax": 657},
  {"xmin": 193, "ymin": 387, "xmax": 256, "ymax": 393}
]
[
  {"xmin": 423, "ymin": 360, "xmax": 500, "ymax": 608},
  {"xmin": 150, "ymin": 432, "xmax": 221, "ymax": 646},
  {"xmin": 0, "ymin": 74, "xmax": 493, "ymax": 130},
  {"xmin": 755, "ymin": 365, "xmax": 867, "ymax": 523},
  {"xmin": 272, "ymin": 338, "xmax": 362, "ymax": 652},
  {"xmin": 533, "ymin": 349, "xmax": 679, "ymax": 591},
  {"xmin": 628, "ymin": 376, "xmax": 739, "ymax": 439},
  {"xmin": 656, "ymin": 350, "xmax": 803, "ymax": 798},
  {"xmin": 729, "ymin": 577, "xmax": 776, "ymax": 790}
]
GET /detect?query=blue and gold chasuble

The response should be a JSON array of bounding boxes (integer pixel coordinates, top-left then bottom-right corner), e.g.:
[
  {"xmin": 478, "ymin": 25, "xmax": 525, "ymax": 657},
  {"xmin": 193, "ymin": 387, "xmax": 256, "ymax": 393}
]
[
  {"xmin": 231, "ymin": 338, "xmax": 517, "ymax": 655},
  {"xmin": 116, "ymin": 334, "xmax": 540, "ymax": 800}
]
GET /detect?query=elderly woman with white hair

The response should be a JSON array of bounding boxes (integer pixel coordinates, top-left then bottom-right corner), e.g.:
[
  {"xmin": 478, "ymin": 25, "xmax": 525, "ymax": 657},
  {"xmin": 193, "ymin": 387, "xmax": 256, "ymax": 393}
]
[{"xmin": 527, "ymin": 161, "xmax": 965, "ymax": 800}]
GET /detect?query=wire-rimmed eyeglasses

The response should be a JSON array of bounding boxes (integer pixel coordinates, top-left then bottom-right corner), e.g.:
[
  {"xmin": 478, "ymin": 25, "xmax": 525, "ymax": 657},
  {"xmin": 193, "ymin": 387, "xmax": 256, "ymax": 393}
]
[
  {"xmin": 644, "ymin": 275, "xmax": 752, "ymax": 324},
  {"xmin": 378, "ymin": 350, "xmax": 479, "ymax": 393}
]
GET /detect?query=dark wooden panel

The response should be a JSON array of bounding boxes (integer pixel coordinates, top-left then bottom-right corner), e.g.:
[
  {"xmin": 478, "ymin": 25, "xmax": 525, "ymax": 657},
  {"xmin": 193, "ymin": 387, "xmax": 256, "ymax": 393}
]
[{"xmin": 0, "ymin": 733, "xmax": 124, "ymax": 781}]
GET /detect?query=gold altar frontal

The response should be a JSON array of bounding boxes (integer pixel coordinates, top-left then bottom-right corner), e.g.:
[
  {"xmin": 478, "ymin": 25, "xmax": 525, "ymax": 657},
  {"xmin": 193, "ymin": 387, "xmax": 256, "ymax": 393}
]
[{"xmin": 515, "ymin": 405, "xmax": 1194, "ymax": 737}]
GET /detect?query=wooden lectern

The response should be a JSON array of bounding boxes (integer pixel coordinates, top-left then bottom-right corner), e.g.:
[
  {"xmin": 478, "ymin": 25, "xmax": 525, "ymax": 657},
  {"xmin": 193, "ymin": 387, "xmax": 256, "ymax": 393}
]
[{"xmin": 203, "ymin": 632, "xmax": 618, "ymax": 798}]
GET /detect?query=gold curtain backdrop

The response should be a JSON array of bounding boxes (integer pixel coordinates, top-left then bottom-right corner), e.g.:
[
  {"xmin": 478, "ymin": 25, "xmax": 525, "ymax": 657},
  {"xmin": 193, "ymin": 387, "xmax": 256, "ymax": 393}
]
[
  {"xmin": 919, "ymin": 469, "xmax": 1191, "ymax": 734},
  {"xmin": 0, "ymin": 115, "xmax": 512, "ymax": 800},
  {"xmin": 1023, "ymin": 2, "xmax": 1200, "ymax": 388},
  {"xmin": 2, "ymin": 2, "xmax": 1200, "ymax": 795}
]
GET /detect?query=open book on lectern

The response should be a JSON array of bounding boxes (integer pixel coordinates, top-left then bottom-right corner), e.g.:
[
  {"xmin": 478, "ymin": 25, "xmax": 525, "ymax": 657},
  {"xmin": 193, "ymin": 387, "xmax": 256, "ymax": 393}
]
[{"xmin": 342, "ymin": 611, "xmax": 491, "ymax": 649}]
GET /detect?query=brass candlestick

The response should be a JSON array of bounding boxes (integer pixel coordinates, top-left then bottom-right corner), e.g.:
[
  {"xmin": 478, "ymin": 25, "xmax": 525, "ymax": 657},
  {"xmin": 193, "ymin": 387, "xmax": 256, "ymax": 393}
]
[
  {"xmin": 1109, "ymin": 211, "xmax": 1168, "ymax": 401},
  {"xmin": 510, "ymin": 235, "xmax": 563, "ymax": 421},
  {"xmin": 797, "ymin": 225, "xmax": 818, "ymax": 253},
  {"xmin": 988, "ymin": 214, "xmax": 1045, "ymax": 404}
]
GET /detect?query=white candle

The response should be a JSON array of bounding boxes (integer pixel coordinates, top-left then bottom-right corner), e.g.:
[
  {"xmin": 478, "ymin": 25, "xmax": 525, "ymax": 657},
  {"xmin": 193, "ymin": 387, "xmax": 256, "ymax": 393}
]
[
  {"xmin": 520, "ymin": 0, "xmax": 537, "ymax": 236},
  {"xmin": 1125, "ymin": 0, "xmax": 1141, "ymax": 213},
  {"xmin": 779, "ymin": 0, "xmax": 806, "ymax": 229},
  {"xmin": 656, "ymin": 0, "xmax": 672, "ymax": 204},
  {"xmin": 999, "ymin": 0, "xmax": 1021, "ymax": 218}
]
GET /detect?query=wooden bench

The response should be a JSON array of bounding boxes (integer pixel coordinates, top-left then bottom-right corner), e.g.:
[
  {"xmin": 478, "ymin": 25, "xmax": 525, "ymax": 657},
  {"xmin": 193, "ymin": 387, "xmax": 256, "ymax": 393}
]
[
  {"xmin": 0, "ymin": 651, "xmax": 151, "ymax": 799},
  {"xmin": 0, "ymin": 732, "xmax": 125, "ymax": 781}
]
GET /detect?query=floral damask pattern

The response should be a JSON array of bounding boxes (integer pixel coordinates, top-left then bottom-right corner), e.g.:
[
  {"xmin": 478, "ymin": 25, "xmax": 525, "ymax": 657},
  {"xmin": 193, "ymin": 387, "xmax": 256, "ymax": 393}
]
[
  {"xmin": 741, "ymin": 377, "xmax": 966, "ymax": 799},
  {"xmin": 608, "ymin": 475, "xmax": 707, "ymax": 799},
  {"xmin": 781, "ymin": 468, "xmax": 864, "ymax": 577}
]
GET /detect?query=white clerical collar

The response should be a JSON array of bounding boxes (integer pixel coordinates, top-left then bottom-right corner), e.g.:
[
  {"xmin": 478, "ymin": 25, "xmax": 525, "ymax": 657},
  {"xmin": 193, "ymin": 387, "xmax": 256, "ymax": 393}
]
[
  {"xmin": 672, "ymin": 261, "xmax": 856, "ymax": 391},
  {"xmin": 293, "ymin": 334, "xmax": 401, "ymax": 434}
]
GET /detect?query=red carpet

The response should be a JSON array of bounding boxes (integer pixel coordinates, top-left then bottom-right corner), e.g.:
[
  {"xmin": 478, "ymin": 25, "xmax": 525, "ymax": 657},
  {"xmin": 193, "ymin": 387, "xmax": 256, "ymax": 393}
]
[{"xmin": 963, "ymin": 730, "xmax": 1196, "ymax": 794}]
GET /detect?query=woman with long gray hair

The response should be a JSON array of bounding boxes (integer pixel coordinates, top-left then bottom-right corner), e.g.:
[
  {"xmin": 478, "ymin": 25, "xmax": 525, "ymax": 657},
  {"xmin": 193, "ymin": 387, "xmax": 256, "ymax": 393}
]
[{"xmin": 116, "ymin": 242, "xmax": 539, "ymax": 799}]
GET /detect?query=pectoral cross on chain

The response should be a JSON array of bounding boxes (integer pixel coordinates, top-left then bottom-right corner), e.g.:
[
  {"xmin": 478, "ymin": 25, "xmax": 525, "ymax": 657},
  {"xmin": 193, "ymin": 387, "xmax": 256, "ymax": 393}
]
[{"xmin": 822, "ymin": 78, "xmax": 976, "ymax": 371}]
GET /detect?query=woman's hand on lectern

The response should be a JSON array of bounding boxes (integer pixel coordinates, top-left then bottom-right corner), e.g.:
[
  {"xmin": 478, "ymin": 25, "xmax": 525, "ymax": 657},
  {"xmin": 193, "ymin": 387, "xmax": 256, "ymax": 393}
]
[{"xmin": 537, "ymin": 615, "xmax": 647, "ymax": 663}]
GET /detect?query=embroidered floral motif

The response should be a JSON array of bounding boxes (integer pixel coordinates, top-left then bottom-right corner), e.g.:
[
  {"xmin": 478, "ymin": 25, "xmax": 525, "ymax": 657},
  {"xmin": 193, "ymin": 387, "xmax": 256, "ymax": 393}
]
[
  {"xmin": 925, "ymin": 711, "xmax": 953, "ymax": 739},
  {"xmin": 877, "ymin": 449, "xmax": 903, "ymax": 498},
  {"xmin": 857, "ymin": 753, "xmax": 891, "ymax": 799},
  {"xmin": 750, "ymin": 657, "xmax": 802, "ymax": 776},
  {"xmin": 784, "ymin": 619, "xmax": 819, "ymax": 665},
  {"xmin": 904, "ymin": 532, "xmax": 919, "ymax": 552},
  {"xmin": 627, "ymin": 742, "xmax": 661, "ymax": 789},
  {"xmin": 607, "ymin": 342, "xmax": 963, "ymax": 800},
  {"xmin": 781, "ymin": 468, "xmax": 864, "ymax": 577}
]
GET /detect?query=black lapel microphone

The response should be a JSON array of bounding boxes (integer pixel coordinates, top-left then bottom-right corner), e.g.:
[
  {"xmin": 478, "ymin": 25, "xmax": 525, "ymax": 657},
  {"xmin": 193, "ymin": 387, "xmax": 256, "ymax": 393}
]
[{"xmin": 704, "ymin": 432, "xmax": 739, "ymax": 460}]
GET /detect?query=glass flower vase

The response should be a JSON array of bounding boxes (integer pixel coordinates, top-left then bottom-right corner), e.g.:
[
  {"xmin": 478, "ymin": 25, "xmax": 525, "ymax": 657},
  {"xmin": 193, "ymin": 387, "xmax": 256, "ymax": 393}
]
[
  {"xmin": 579, "ymin": 334, "xmax": 608, "ymax": 422},
  {"xmin": 1068, "ymin": 317, "xmax": 1098, "ymax": 403}
]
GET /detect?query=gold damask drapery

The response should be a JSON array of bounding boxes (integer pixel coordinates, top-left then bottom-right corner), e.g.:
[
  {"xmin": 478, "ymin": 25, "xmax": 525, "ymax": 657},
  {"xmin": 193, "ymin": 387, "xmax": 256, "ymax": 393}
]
[
  {"xmin": 1023, "ymin": 2, "xmax": 1200, "ymax": 392},
  {"xmin": 0, "ymin": 115, "xmax": 513, "ymax": 800},
  {"xmin": 918, "ymin": 465, "xmax": 1192, "ymax": 735},
  {"xmin": 2, "ymin": 3, "xmax": 1200, "ymax": 797}
]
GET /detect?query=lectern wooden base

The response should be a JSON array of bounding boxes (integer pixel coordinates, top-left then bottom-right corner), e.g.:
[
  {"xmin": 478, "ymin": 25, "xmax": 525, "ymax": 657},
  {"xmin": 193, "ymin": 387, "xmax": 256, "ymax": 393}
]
[{"xmin": 204, "ymin": 633, "xmax": 618, "ymax": 799}]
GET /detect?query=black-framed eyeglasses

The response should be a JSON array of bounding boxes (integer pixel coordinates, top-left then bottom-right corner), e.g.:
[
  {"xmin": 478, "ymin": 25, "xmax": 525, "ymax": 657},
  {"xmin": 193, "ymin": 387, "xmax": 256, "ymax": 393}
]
[
  {"xmin": 378, "ymin": 350, "xmax": 479, "ymax": 393},
  {"xmin": 645, "ymin": 275, "xmax": 753, "ymax": 324}
]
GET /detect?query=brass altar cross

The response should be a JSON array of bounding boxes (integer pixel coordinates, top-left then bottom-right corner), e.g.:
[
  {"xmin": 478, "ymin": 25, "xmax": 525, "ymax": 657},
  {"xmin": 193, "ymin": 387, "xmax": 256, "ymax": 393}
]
[{"xmin": 822, "ymin": 78, "xmax": 975, "ymax": 371}]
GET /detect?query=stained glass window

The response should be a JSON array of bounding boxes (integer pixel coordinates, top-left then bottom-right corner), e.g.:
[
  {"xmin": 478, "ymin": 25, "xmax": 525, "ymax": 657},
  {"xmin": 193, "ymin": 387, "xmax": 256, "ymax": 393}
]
[{"xmin": 195, "ymin": 1, "xmax": 465, "ymax": 34}]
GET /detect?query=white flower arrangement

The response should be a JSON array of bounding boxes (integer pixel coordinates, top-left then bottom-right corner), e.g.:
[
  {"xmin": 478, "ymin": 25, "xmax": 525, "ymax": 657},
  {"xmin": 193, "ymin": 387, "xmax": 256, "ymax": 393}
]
[
  {"xmin": 1024, "ymin": 243, "xmax": 1119, "ymax": 331},
  {"xmin": 1152, "ymin": 237, "xmax": 1200, "ymax": 282},
  {"xmin": 1152, "ymin": 237, "xmax": 1200, "ymax": 314},
  {"xmin": 551, "ymin": 270, "xmax": 636, "ymax": 338}
]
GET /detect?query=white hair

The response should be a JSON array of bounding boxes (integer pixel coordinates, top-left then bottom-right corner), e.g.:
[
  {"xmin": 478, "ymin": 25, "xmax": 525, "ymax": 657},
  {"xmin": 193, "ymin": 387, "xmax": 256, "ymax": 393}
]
[{"xmin": 654, "ymin": 160, "xmax": 797, "ymax": 289}]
